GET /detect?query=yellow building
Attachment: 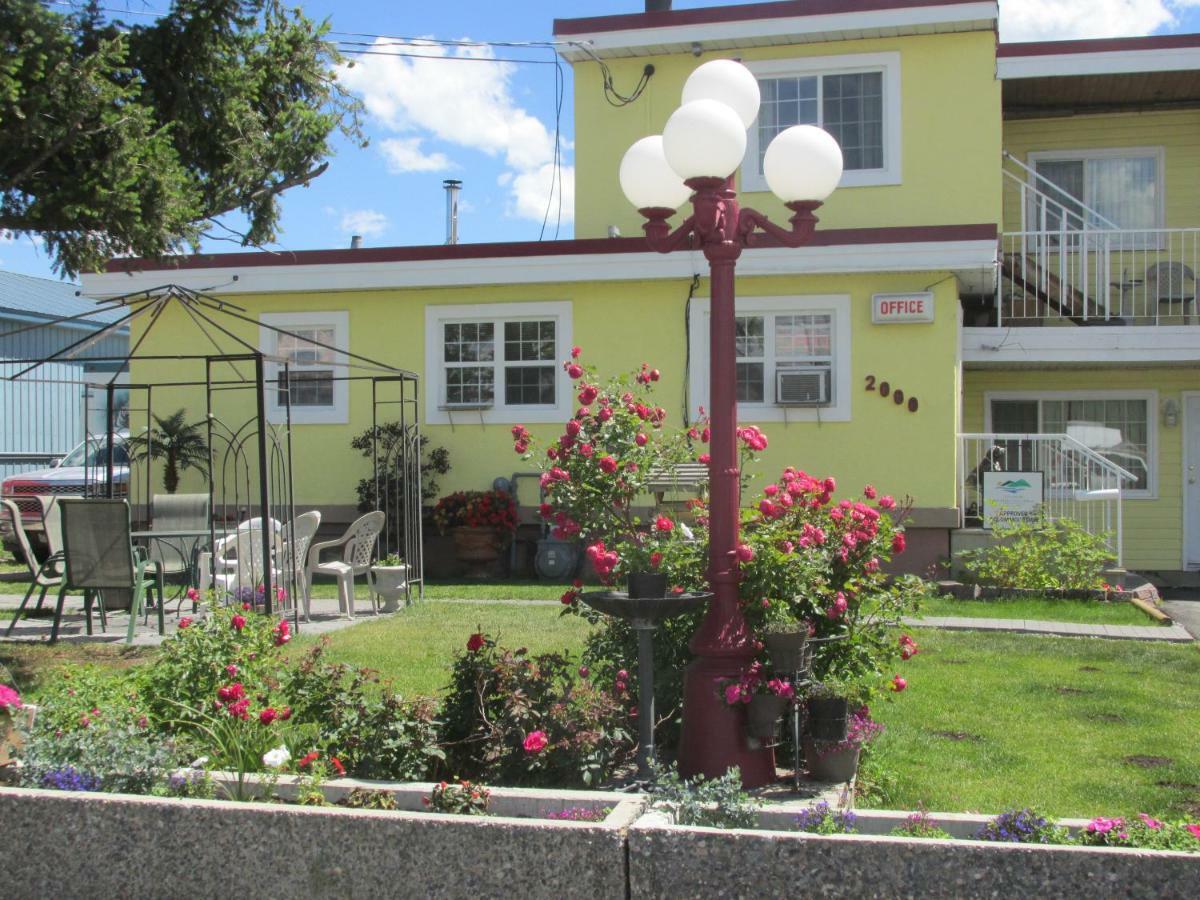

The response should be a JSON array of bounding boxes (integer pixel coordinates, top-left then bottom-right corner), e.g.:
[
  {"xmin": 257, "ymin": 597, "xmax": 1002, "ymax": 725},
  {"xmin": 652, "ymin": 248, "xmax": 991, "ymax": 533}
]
[{"xmin": 81, "ymin": 1, "xmax": 1200, "ymax": 580}]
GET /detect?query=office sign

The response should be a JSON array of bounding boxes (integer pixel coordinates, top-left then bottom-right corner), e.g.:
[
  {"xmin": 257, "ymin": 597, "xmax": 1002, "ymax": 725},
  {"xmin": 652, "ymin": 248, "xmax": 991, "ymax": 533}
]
[{"xmin": 872, "ymin": 292, "xmax": 934, "ymax": 324}]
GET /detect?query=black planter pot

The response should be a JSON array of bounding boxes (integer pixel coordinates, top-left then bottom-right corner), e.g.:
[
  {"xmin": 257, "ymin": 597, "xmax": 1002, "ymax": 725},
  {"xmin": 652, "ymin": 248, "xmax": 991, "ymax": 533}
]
[
  {"xmin": 803, "ymin": 740, "xmax": 861, "ymax": 783},
  {"xmin": 762, "ymin": 630, "xmax": 811, "ymax": 674},
  {"xmin": 626, "ymin": 572, "xmax": 668, "ymax": 599},
  {"xmin": 746, "ymin": 693, "xmax": 788, "ymax": 740},
  {"xmin": 806, "ymin": 696, "xmax": 850, "ymax": 743}
]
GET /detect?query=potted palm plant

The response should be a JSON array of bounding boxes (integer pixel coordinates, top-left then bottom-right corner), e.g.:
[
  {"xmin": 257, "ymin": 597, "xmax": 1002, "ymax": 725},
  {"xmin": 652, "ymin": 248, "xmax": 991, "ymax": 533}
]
[
  {"xmin": 126, "ymin": 409, "xmax": 209, "ymax": 494},
  {"xmin": 368, "ymin": 552, "xmax": 410, "ymax": 613}
]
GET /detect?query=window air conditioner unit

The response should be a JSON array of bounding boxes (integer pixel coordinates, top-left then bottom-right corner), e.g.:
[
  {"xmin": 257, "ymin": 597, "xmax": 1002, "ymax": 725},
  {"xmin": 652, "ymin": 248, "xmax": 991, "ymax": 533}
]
[{"xmin": 775, "ymin": 367, "xmax": 831, "ymax": 406}]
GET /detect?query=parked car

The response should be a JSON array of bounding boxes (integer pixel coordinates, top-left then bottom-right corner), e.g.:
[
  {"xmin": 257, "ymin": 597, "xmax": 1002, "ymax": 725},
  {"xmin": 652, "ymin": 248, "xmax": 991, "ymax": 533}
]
[{"xmin": 1, "ymin": 433, "xmax": 130, "ymax": 556}]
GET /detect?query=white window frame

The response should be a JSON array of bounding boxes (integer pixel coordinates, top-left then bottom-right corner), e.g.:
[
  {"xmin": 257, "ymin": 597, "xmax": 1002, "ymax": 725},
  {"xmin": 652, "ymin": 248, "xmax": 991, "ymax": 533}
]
[
  {"xmin": 424, "ymin": 301, "xmax": 573, "ymax": 425},
  {"xmin": 688, "ymin": 295, "xmax": 852, "ymax": 423},
  {"xmin": 1026, "ymin": 147, "xmax": 1166, "ymax": 232},
  {"xmin": 743, "ymin": 52, "xmax": 902, "ymax": 193},
  {"xmin": 259, "ymin": 310, "xmax": 349, "ymax": 425},
  {"xmin": 983, "ymin": 389, "xmax": 1158, "ymax": 499}
]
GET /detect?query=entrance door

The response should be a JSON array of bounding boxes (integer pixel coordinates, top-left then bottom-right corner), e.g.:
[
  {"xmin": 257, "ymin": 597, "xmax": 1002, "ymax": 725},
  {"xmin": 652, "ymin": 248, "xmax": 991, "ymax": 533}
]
[{"xmin": 1186, "ymin": 395, "xmax": 1200, "ymax": 568}]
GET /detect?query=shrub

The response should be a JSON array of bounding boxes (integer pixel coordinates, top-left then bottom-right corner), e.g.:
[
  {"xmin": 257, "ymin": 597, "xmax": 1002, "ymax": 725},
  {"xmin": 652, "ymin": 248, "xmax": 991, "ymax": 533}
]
[
  {"xmin": 651, "ymin": 764, "xmax": 760, "ymax": 829},
  {"xmin": 891, "ymin": 810, "xmax": 951, "ymax": 840},
  {"xmin": 22, "ymin": 717, "xmax": 176, "ymax": 794},
  {"xmin": 1077, "ymin": 815, "xmax": 1200, "ymax": 852},
  {"xmin": 342, "ymin": 788, "xmax": 399, "ymax": 811},
  {"xmin": 974, "ymin": 808, "xmax": 1070, "ymax": 844},
  {"xmin": 955, "ymin": 516, "xmax": 1113, "ymax": 590},
  {"xmin": 794, "ymin": 800, "xmax": 858, "ymax": 834},
  {"xmin": 439, "ymin": 634, "xmax": 634, "ymax": 787},
  {"xmin": 425, "ymin": 780, "xmax": 490, "ymax": 815},
  {"xmin": 280, "ymin": 642, "xmax": 444, "ymax": 781}
]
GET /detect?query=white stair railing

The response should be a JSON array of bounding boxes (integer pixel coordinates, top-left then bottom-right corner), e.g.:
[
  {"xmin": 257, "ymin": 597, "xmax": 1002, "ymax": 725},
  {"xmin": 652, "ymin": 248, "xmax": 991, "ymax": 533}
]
[{"xmin": 957, "ymin": 432, "xmax": 1138, "ymax": 566}]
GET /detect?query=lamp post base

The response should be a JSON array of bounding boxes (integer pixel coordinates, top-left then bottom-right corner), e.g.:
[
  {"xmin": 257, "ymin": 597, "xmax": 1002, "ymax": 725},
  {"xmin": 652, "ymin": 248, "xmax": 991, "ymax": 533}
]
[{"xmin": 676, "ymin": 655, "xmax": 776, "ymax": 788}]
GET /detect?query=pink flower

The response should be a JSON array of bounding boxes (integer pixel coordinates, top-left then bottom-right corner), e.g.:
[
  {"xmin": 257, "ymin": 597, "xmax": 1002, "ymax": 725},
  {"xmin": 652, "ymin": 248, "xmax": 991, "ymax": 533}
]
[
  {"xmin": 227, "ymin": 698, "xmax": 250, "ymax": 720},
  {"xmin": 890, "ymin": 675, "xmax": 907, "ymax": 693},
  {"xmin": 231, "ymin": 614, "xmax": 246, "ymax": 631},
  {"xmin": 523, "ymin": 730, "xmax": 549, "ymax": 753},
  {"xmin": 273, "ymin": 620, "xmax": 291, "ymax": 646},
  {"xmin": 599, "ymin": 455, "xmax": 618, "ymax": 474},
  {"xmin": 763, "ymin": 484, "xmax": 779, "ymax": 496},
  {"xmin": 578, "ymin": 384, "xmax": 599, "ymax": 405},
  {"xmin": 698, "ymin": 453, "xmax": 711, "ymax": 464},
  {"xmin": 566, "ymin": 363, "xmax": 584, "ymax": 379},
  {"xmin": 579, "ymin": 443, "xmax": 595, "ymax": 458},
  {"xmin": 225, "ymin": 664, "xmax": 239, "ymax": 677},
  {"xmin": 178, "ymin": 616, "xmax": 192, "ymax": 629},
  {"xmin": 259, "ymin": 708, "xmax": 278, "ymax": 725},
  {"xmin": 635, "ymin": 432, "xmax": 648, "ymax": 447},
  {"xmin": 724, "ymin": 684, "xmax": 743, "ymax": 705},
  {"xmin": 0, "ymin": 684, "xmax": 22, "ymax": 711},
  {"xmin": 892, "ymin": 533, "xmax": 907, "ymax": 554},
  {"xmin": 565, "ymin": 419, "xmax": 581, "ymax": 437},
  {"xmin": 649, "ymin": 551, "xmax": 663, "ymax": 568},
  {"xmin": 578, "ymin": 666, "xmax": 589, "ymax": 678},
  {"xmin": 734, "ymin": 544, "xmax": 754, "ymax": 562},
  {"xmin": 1185, "ymin": 824, "xmax": 1200, "ymax": 840},
  {"xmin": 466, "ymin": 632, "xmax": 486, "ymax": 653},
  {"xmin": 217, "ymin": 683, "xmax": 246, "ymax": 703},
  {"xmin": 185, "ymin": 587, "xmax": 200, "ymax": 602},
  {"xmin": 825, "ymin": 592, "xmax": 848, "ymax": 620},
  {"xmin": 878, "ymin": 495, "xmax": 896, "ymax": 510},
  {"xmin": 1138, "ymin": 813, "xmax": 1164, "ymax": 830},
  {"xmin": 571, "ymin": 346, "xmax": 582, "ymax": 358},
  {"xmin": 597, "ymin": 407, "xmax": 613, "ymax": 422},
  {"xmin": 655, "ymin": 515, "xmax": 673, "ymax": 532},
  {"xmin": 863, "ymin": 484, "xmax": 877, "ymax": 499}
]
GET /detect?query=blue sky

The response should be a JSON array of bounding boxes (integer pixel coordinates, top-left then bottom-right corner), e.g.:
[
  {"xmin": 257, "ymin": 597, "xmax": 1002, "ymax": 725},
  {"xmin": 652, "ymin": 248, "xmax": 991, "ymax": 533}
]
[{"xmin": 4, "ymin": 0, "xmax": 1200, "ymax": 282}]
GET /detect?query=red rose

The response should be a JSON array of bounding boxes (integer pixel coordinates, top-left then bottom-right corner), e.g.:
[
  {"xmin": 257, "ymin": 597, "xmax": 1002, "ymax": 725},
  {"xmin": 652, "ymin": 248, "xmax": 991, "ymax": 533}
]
[
  {"xmin": 331, "ymin": 757, "xmax": 346, "ymax": 776},
  {"xmin": 231, "ymin": 614, "xmax": 246, "ymax": 631},
  {"xmin": 467, "ymin": 632, "xmax": 486, "ymax": 653},
  {"xmin": 259, "ymin": 708, "xmax": 279, "ymax": 725},
  {"xmin": 599, "ymin": 456, "xmax": 618, "ymax": 474}
]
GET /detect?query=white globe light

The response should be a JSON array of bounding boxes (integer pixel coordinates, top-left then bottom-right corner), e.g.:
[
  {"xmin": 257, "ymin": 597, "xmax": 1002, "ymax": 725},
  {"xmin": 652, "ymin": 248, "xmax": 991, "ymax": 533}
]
[
  {"xmin": 662, "ymin": 99, "xmax": 748, "ymax": 181},
  {"xmin": 763, "ymin": 125, "xmax": 844, "ymax": 202},
  {"xmin": 619, "ymin": 136, "xmax": 693, "ymax": 210},
  {"xmin": 681, "ymin": 59, "xmax": 761, "ymax": 128}
]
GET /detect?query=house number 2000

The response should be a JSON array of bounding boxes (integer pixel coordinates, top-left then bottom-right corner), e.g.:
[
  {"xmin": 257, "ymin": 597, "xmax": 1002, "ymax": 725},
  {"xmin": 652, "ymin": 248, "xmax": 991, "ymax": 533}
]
[{"xmin": 864, "ymin": 375, "xmax": 918, "ymax": 413}]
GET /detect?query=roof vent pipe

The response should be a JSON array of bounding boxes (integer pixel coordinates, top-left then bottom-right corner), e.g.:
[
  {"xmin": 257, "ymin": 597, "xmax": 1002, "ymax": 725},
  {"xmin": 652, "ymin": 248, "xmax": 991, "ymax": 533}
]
[
  {"xmin": 646, "ymin": 0, "xmax": 672, "ymax": 11},
  {"xmin": 443, "ymin": 179, "xmax": 462, "ymax": 245},
  {"xmin": 349, "ymin": 235, "xmax": 363, "ymax": 250}
]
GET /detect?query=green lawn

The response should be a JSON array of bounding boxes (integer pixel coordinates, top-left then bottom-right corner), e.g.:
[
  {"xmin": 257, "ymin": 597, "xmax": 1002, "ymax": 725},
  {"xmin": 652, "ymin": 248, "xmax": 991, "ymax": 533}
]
[
  {"xmin": 871, "ymin": 629, "xmax": 1200, "ymax": 819},
  {"xmin": 289, "ymin": 600, "xmax": 595, "ymax": 698},
  {"xmin": 918, "ymin": 594, "xmax": 1157, "ymax": 626}
]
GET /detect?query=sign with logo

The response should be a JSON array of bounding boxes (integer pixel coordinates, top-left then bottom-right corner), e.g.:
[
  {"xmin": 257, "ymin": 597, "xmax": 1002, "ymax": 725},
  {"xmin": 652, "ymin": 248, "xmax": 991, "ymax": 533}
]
[
  {"xmin": 981, "ymin": 471, "xmax": 1044, "ymax": 528},
  {"xmin": 872, "ymin": 292, "xmax": 934, "ymax": 324}
]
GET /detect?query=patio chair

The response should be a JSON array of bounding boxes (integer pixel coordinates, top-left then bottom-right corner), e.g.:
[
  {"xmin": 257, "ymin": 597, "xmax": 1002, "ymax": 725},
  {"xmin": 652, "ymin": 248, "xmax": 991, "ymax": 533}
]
[
  {"xmin": 198, "ymin": 524, "xmax": 284, "ymax": 603},
  {"xmin": 2, "ymin": 499, "xmax": 65, "ymax": 637},
  {"xmin": 306, "ymin": 511, "xmax": 385, "ymax": 619},
  {"xmin": 1146, "ymin": 262, "xmax": 1196, "ymax": 323},
  {"xmin": 49, "ymin": 499, "xmax": 164, "ymax": 644},
  {"xmin": 147, "ymin": 493, "xmax": 211, "ymax": 589},
  {"xmin": 272, "ymin": 511, "xmax": 321, "ymax": 621}
]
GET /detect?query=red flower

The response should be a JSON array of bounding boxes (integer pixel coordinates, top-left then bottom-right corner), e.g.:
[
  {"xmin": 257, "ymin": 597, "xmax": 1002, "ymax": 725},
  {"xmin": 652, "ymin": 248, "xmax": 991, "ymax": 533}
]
[
  {"xmin": 298, "ymin": 751, "xmax": 320, "ymax": 769},
  {"xmin": 217, "ymin": 683, "xmax": 246, "ymax": 703},
  {"xmin": 330, "ymin": 757, "xmax": 346, "ymax": 776},
  {"xmin": 650, "ymin": 551, "xmax": 663, "ymax": 568},
  {"xmin": 1186, "ymin": 824, "xmax": 1200, "ymax": 840},
  {"xmin": 654, "ymin": 515, "xmax": 673, "ymax": 532},
  {"xmin": 890, "ymin": 675, "xmax": 908, "ymax": 693},
  {"xmin": 259, "ymin": 708, "xmax": 279, "ymax": 725},
  {"xmin": 698, "ymin": 453, "xmax": 711, "ymax": 464},
  {"xmin": 280, "ymin": 706, "xmax": 293, "ymax": 721},
  {"xmin": 892, "ymin": 533, "xmax": 907, "ymax": 554},
  {"xmin": 863, "ymin": 484, "xmax": 877, "ymax": 499},
  {"xmin": 467, "ymin": 632, "xmax": 486, "ymax": 653},
  {"xmin": 635, "ymin": 432, "xmax": 648, "ymax": 447},
  {"xmin": 178, "ymin": 616, "xmax": 192, "ymax": 629},
  {"xmin": 578, "ymin": 384, "xmax": 599, "ymax": 405},
  {"xmin": 599, "ymin": 455, "xmax": 618, "ymax": 474},
  {"xmin": 734, "ymin": 544, "xmax": 754, "ymax": 562},
  {"xmin": 227, "ymin": 698, "xmax": 250, "ymax": 720},
  {"xmin": 523, "ymin": 730, "xmax": 549, "ymax": 753},
  {"xmin": 231, "ymin": 614, "xmax": 246, "ymax": 631},
  {"xmin": 878, "ymin": 495, "xmax": 896, "ymax": 510},
  {"xmin": 273, "ymin": 620, "xmax": 291, "ymax": 646},
  {"xmin": 566, "ymin": 363, "xmax": 584, "ymax": 379},
  {"xmin": 571, "ymin": 346, "xmax": 582, "ymax": 358}
]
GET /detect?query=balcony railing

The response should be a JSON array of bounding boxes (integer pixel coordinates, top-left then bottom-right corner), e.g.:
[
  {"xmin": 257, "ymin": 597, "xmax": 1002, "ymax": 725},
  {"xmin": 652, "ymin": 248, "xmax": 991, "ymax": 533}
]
[{"xmin": 958, "ymin": 432, "xmax": 1138, "ymax": 566}]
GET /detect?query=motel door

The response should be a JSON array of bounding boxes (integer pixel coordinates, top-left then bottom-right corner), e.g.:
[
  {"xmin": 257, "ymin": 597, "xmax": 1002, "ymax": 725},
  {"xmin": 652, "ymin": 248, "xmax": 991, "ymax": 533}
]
[{"xmin": 1187, "ymin": 396, "xmax": 1200, "ymax": 569}]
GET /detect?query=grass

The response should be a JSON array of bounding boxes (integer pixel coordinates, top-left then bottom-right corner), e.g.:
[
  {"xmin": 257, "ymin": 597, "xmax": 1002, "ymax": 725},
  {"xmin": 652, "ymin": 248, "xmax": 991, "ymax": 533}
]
[
  {"xmin": 871, "ymin": 629, "xmax": 1200, "ymax": 819},
  {"xmin": 918, "ymin": 594, "xmax": 1157, "ymax": 626},
  {"xmin": 289, "ymin": 600, "xmax": 596, "ymax": 698}
]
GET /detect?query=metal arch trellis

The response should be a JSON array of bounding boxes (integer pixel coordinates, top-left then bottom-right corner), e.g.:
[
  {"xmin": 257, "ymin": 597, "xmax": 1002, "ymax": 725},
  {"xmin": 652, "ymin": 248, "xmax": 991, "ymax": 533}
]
[{"xmin": 1, "ymin": 283, "xmax": 422, "ymax": 630}]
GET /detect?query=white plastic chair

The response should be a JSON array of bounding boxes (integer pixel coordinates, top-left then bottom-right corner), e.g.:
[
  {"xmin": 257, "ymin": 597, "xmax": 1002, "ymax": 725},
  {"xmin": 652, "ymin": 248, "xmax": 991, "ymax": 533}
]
[
  {"xmin": 306, "ymin": 511, "xmax": 385, "ymax": 618},
  {"xmin": 272, "ymin": 511, "xmax": 321, "ymax": 621},
  {"xmin": 198, "ymin": 519, "xmax": 283, "ymax": 602}
]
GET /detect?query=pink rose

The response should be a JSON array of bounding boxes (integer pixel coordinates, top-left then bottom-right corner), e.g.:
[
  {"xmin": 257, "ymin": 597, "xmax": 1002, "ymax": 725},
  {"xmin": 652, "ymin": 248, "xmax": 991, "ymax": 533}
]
[
  {"xmin": 723, "ymin": 684, "xmax": 742, "ymax": 705},
  {"xmin": 259, "ymin": 708, "xmax": 278, "ymax": 725},
  {"xmin": 635, "ymin": 432, "xmax": 648, "ymax": 447},
  {"xmin": 649, "ymin": 551, "xmax": 663, "ymax": 568},
  {"xmin": 599, "ymin": 455, "xmax": 618, "ymax": 474},
  {"xmin": 178, "ymin": 616, "xmax": 192, "ymax": 629},
  {"xmin": 231, "ymin": 614, "xmax": 246, "ymax": 631},
  {"xmin": 566, "ymin": 363, "xmax": 584, "ymax": 379},
  {"xmin": 890, "ymin": 675, "xmax": 908, "ymax": 693},
  {"xmin": 878, "ymin": 495, "xmax": 896, "ymax": 510},
  {"xmin": 185, "ymin": 587, "xmax": 200, "ymax": 602},
  {"xmin": 0, "ymin": 684, "xmax": 22, "ymax": 711},
  {"xmin": 863, "ymin": 484, "xmax": 877, "ymax": 499},
  {"xmin": 1185, "ymin": 824, "xmax": 1200, "ymax": 840},
  {"xmin": 523, "ymin": 730, "xmax": 549, "ymax": 753},
  {"xmin": 734, "ymin": 544, "xmax": 754, "ymax": 562},
  {"xmin": 892, "ymin": 533, "xmax": 907, "ymax": 554},
  {"xmin": 655, "ymin": 515, "xmax": 673, "ymax": 532},
  {"xmin": 571, "ymin": 346, "xmax": 582, "ymax": 358}
]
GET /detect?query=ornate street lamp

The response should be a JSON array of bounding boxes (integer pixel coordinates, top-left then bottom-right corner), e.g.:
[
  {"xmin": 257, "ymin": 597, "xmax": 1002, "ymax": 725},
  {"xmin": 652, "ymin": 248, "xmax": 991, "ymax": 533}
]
[{"xmin": 619, "ymin": 59, "xmax": 843, "ymax": 786}]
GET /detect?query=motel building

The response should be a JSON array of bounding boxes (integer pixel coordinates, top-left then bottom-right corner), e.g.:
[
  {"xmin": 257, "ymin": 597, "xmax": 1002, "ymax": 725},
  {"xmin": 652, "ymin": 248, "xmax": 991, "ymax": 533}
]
[{"xmin": 81, "ymin": 1, "xmax": 1200, "ymax": 583}]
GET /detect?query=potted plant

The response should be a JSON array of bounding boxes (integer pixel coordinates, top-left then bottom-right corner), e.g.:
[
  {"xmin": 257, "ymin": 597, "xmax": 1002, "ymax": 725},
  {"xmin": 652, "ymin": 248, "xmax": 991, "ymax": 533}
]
[
  {"xmin": 719, "ymin": 662, "xmax": 796, "ymax": 741},
  {"xmin": 803, "ymin": 704, "xmax": 883, "ymax": 783},
  {"xmin": 432, "ymin": 489, "xmax": 518, "ymax": 576},
  {"xmin": 369, "ymin": 552, "xmax": 410, "ymax": 613},
  {"xmin": 805, "ymin": 681, "xmax": 852, "ymax": 743}
]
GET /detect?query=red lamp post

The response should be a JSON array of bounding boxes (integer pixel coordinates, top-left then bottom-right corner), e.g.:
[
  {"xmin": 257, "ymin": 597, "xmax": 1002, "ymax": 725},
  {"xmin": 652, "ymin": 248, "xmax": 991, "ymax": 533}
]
[{"xmin": 620, "ymin": 60, "xmax": 843, "ymax": 786}]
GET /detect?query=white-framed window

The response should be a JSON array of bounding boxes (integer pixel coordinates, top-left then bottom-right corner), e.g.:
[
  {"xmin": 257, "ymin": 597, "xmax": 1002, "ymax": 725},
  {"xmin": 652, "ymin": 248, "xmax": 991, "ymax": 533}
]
[
  {"xmin": 1028, "ymin": 147, "xmax": 1164, "ymax": 232},
  {"xmin": 689, "ymin": 295, "xmax": 852, "ymax": 423},
  {"xmin": 424, "ymin": 301, "xmax": 573, "ymax": 425},
  {"xmin": 259, "ymin": 311, "xmax": 349, "ymax": 425},
  {"xmin": 985, "ymin": 390, "xmax": 1156, "ymax": 497},
  {"xmin": 743, "ymin": 52, "xmax": 901, "ymax": 192}
]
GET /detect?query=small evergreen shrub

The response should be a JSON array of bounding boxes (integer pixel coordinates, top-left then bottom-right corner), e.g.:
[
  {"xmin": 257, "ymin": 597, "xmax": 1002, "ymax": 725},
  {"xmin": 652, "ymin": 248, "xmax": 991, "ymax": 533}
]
[{"xmin": 956, "ymin": 516, "xmax": 1113, "ymax": 590}]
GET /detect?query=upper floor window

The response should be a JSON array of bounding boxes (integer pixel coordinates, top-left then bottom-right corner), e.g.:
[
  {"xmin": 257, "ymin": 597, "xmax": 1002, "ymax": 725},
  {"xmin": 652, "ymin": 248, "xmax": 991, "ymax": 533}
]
[
  {"xmin": 744, "ymin": 52, "xmax": 901, "ymax": 192},
  {"xmin": 689, "ymin": 295, "xmax": 851, "ymax": 423},
  {"xmin": 260, "ymin": 311, "xmax": 349, "ymax": 425},
  {"xmin": 1029, "ymin": 148, "xmax": 1163, "ymax": 232},
  {"xmin": 425, "ymin": 301, "xmax": 573, "ymax": 425}
]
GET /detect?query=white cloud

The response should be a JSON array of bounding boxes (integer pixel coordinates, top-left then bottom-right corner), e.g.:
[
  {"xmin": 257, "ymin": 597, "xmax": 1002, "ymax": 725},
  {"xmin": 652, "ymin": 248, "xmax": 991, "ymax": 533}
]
[
  {"xmin": 379, "ymin": 137, "xmax": 454, "ymax": 173},
  {"xmin": 339, "ymin": 39, "xmax": 568, "ymax": 224},
  {"xmin": 511, "ymin": 164, "xmax": 575, "ymax": 225},
  {"xmin": 1000, "ymin": 0, "xmax": 1200, "ymax": 41},
  {"xmin": 339, "ymin": 209, "xmax": 389, "ymax": 237}
]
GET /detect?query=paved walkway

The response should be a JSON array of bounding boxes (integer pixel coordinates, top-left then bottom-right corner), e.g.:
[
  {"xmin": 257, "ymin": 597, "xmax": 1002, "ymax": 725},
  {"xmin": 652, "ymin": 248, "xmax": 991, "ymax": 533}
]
[
  {"xmin": 1161, "ymin": 598, "xmax": 1200, "ymax": 639},
  {"xmin": 903, "ymin": 615, "xmax": 1193, "ymax": 643}
]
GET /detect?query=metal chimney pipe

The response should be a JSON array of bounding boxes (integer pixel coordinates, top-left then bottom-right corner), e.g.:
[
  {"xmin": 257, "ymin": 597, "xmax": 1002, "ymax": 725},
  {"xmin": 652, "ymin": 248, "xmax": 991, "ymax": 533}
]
[
  {"xmin": 443, "ymin": 179, "xmax": 462, "ymax": 245},
  {"xmin": 645, "ymin": 0, "xmax": 672, "ymax": 12},
  {"xmin": 349, "ymin": 235, "xmax": 363, "ymax": 250}
]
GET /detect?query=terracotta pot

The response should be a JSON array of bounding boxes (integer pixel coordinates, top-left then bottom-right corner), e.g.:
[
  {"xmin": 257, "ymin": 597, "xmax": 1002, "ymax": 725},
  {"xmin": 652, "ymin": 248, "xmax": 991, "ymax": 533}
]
[
  {"xmin": 806, "ymin": 696, "xmax": 850, "ymax": 743},
  {"xmin": 452, "ymin": 526, "xmax": 501, "ymax": 563},
  {"xmin": 803, "ymin": 740, "xmax": 861, "ymax": 783},
  {"xmin": 746, "ymin": 693, "xmax": 789, "ymax": 740},
  {"xmin": 626, "ymin": 572, "xmax": 667, "ymax": 599}
]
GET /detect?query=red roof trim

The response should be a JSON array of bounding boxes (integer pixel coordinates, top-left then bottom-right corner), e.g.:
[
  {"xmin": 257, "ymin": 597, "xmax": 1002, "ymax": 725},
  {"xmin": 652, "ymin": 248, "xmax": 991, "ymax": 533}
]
[
  {"xmin": 998, "ymin": 33, "xmax": 1200, "ymax": 57},
  {"xmin": 554, "ymin": 0, "xmax": 982, "ymax": 37},
  {"xmin": 104, "ymin": 224, "xmax": 997, "ymax": 274}
]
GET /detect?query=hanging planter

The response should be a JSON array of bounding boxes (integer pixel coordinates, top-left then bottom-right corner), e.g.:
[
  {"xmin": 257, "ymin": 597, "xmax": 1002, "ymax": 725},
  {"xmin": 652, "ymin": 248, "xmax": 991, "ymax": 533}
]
[
  {"xmin": 746, "ymin": 693, "xmax": 789, "ymax": 740},
  {"xmin": 806, "ymin": 696, "xmax": 850, "ymax": 743},
  {"xmin": 626, "ymin": 571, "xmax": 668, "ymax": 599},
  {"xmin": 761, "ymin": 629, "xmax": 810, "ymax": 674}
]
